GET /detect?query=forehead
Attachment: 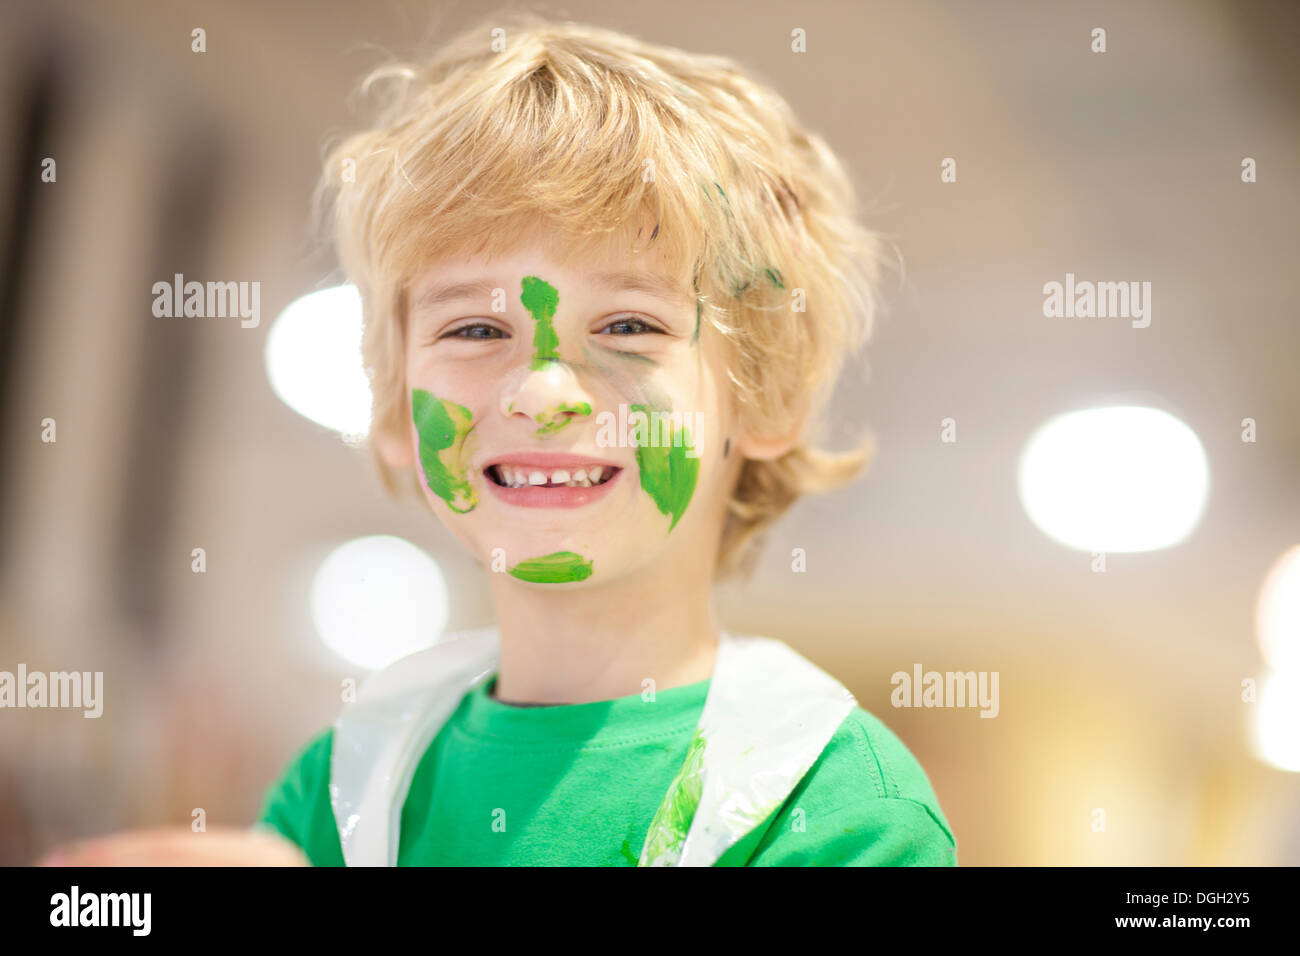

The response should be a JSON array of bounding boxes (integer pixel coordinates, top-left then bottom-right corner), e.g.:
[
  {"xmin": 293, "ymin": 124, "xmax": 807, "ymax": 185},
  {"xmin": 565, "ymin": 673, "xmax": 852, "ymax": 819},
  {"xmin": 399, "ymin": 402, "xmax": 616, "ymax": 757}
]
[{"xmin": 408, "ymin": 221, "xmax": 694, "ymax": 312}]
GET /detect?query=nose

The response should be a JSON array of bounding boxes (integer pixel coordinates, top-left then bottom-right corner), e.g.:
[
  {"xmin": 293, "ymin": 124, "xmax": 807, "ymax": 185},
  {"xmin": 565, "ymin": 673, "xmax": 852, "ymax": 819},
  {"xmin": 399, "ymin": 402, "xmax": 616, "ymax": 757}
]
[{"xmin": 501, "ymin": 360, "xmax": 594, "ymax": 437}]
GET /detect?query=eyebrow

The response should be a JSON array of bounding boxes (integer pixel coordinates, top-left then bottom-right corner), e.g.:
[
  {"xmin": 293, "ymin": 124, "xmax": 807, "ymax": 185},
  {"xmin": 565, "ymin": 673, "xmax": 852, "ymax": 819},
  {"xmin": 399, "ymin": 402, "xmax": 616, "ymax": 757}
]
[
  {"xmin": 411, "ymin": 270, "xmax": 693, "ymax": 314},
  {"xmin": 589, "ymin": 271, "xmax": 694, "ymax": 308},
  {"xmin": 412, "ymin": 278, "xmax": 500, "ymax": 313}
]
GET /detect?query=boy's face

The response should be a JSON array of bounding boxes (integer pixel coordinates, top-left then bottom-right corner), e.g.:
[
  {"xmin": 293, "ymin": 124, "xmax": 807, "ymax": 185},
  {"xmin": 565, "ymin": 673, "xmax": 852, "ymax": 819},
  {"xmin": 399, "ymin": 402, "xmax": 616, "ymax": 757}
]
[{"xmin": 390, "ymin": 231, "xmax": 740, "ymax": 586}]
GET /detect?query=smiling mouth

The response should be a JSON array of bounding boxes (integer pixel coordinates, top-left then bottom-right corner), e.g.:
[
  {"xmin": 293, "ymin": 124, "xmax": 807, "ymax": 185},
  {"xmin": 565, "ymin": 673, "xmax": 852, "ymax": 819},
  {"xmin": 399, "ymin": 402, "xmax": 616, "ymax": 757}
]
[{"xmin": 486, "ymin": 464, "xmax": 621, "ymax": 489}]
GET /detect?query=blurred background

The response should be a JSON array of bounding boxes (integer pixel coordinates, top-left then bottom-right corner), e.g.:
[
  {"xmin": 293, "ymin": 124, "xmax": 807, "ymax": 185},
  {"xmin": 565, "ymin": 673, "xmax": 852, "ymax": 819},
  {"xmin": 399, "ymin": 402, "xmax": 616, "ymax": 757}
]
[{"xmin": 1, "ymin": 0, "xmax": 1297, "ymax": 866}]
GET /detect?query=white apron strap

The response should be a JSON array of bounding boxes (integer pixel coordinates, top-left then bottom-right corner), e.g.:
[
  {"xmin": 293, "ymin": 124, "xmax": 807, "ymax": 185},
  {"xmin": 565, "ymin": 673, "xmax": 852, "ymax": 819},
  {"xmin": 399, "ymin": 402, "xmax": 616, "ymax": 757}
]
[
  {"xmin": 639, "ymin": 632, "xmax": 857, "ymax": 866},
  {"xmin": 330, "ymin": 627, "xmax": 500, "ymax": 866}
]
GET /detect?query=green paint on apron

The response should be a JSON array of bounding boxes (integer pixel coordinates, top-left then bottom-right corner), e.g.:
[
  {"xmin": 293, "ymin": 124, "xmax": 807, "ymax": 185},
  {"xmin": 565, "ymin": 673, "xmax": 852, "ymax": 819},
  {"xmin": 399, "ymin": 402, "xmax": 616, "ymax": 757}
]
[{"xmin": 639, "ymin": 727, "xmax": 707, "ymax": 865}]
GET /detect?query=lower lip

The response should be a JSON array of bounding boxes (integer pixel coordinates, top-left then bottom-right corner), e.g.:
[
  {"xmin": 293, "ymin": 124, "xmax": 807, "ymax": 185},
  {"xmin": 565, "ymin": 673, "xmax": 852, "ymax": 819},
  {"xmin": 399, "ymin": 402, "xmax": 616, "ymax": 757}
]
[{"xmin": 483, "ymin": 469, "xmax": 623, "ymax": 508}]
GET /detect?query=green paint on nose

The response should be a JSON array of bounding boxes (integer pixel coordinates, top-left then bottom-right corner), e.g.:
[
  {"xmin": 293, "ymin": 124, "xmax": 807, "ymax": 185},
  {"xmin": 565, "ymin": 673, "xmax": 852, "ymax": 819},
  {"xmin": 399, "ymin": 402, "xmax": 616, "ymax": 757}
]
[
  {"xmin": 508, "ymin": 551, "xmax": 594, "ymax": 583},
  {"xmin": 535, "ymin": 401, "xmax": 593, "ymax": 437},
  {"xmin": 521, "ymin": 276, "xmax": 560, "ymax": 369},
  {"xmin": 411, "ymin": 389, "xmax": 477, "ymax": 513},
  {"xmin": 630, "ymin": 403, "xmax": 700, "ymax": 531}
]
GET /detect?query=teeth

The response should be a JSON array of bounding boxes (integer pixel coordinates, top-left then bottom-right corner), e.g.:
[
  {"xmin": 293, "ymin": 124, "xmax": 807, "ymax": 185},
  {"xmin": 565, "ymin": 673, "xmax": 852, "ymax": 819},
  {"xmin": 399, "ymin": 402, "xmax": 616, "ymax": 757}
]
[{"xmin": 493, "ymin": 465, "xmax": 614, "ymax": 488}]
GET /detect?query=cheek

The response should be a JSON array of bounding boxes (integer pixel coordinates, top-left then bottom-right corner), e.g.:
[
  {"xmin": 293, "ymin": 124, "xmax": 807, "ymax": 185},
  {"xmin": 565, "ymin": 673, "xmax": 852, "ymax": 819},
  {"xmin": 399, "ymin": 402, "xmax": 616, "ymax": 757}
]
[
  {"xmin": 410, "ymin": 388, "xmax": 479, "ymax": 513},
  {"xmin": 628, "ymin": 403, "xmax": 702, "ymax": 532},
  {"xmin": 593, "ymin": 350, "xmax": 728, "ymax": 522}
]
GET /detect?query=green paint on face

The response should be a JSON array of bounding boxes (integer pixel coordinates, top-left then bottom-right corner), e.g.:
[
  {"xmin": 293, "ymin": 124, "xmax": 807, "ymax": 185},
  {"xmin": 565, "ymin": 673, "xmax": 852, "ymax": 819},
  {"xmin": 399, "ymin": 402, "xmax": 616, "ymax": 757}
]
[
  {"xmin": 630, "ymin": 403, "xmax": 699, "ymax": 531},
  {"xmin": 535, "ymin": 402, "xmax": 592, "ymax": 437},
  {"xmin": 764, "ymin": 267, "xmax": 785, "ymax": 289},
  {"xmin": 411, "ymin": 388, "xmax": 477, "ymax": 513},
  {"xmin": 640, "ymin": 728, "xmax": 707, "ymax": 865},
  {"xmin": 520, "ymin": 276, "xmax": 560, "ymax": 369},
  {"xmin": 507, "ymin": 551, "xmax": 593, "ymax": 583},
  {"xmin": 692, "ymin": 300, "xmax": 701, "ymax": 344},
  {"xmin": 595, "ymin": 345, "xmax": 657, "ymax": 368}
]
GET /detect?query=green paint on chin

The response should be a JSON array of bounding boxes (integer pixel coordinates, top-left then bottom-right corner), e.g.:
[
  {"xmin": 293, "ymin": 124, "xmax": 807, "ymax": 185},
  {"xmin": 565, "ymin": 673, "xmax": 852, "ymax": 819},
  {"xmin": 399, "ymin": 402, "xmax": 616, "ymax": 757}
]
[
  {"xmin": 520, "ymin": 276, "xmax": 560, "ymax": 370},
  {"xmin": 630, "ymin": 403, "xmax": 700, "ymax": 531},
  {"xmin": 411, "ymin": 389, "xmax": 477, "ymax": 513},
  {"xmin": 535, "ymin": 402, "xmax": 592, "ymax": 437},
  {"xmin": 508, "ymin": 551, "xmax": 593, "ymax": 583},
  {"xmin": 640, "ymin": 727, "xmax": 707, "ymax": 865}
]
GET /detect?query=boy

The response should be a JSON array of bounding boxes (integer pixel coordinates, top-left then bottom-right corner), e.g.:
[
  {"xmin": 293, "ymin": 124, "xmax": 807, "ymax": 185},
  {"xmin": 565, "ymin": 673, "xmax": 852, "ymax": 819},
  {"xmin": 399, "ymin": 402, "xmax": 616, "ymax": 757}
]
[{"xmin": 46, "ymin": 15, "xmax": 956, "ymax": 867}]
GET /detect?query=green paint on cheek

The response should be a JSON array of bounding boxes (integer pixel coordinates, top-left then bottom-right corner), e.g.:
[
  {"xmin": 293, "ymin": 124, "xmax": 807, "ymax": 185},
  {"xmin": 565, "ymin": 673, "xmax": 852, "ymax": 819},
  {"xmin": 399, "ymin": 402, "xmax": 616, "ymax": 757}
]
[
  {"xmin": 692, "ymin": 300, "xmax": 701, "ymax": 344},
  {"xmin": 411, "ymin": 388, "xmax": 477, "ymax": 513},
  {"xmin": 630, "ymin": 403, "xmax": 699, "ymax": 531},
  {"xmin": 640, "ymin": 728, "xmax": 707, "ymax": 865},
  {"xmin": 507, "ymin": 551, "xmax": 593, "ymax": 583},
  {"xmin": 520, "ymin": 276, "xmax": 560, "ymax": 369},
  {"xmin": 535, "ymin": 402, "xmax": 592, "ymax": 437}
]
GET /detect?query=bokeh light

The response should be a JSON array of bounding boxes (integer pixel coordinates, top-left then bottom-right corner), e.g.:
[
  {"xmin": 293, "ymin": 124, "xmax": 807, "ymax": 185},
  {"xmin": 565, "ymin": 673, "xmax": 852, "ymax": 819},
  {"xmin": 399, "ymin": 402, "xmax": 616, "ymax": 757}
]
[
  {"xmin": 1018, "ymin": 406, "xmax": 1209, "ymax": 553},
  {"xmin": 1256, "ymin": 544, "xmax": 1300, "ymax": 673},
  {"xmin": 1250, "ymin": 670, "xmax": 1300, "ymax": 773},
  {"xmin": 264, "ymin": 284, "xmax": 371, "ymax": 439},
  {"xmin": 309, "ymin": 535, "xmax": 449, "ymax": 670}
]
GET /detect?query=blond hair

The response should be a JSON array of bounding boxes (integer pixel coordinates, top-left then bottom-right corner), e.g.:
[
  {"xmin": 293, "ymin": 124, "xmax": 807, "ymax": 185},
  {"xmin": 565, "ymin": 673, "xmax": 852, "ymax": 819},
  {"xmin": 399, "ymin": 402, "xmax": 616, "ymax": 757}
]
[{"xmin": 318, "ymin": 13, "xmax": 884, "ymax": 578}]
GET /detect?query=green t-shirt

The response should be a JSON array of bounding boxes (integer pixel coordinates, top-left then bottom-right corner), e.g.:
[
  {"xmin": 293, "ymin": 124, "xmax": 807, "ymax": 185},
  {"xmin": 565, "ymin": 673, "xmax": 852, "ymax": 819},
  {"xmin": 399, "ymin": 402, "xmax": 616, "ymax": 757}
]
[{"xmin": 257, "ymin": 673, "xmax": 957, "ymax": 866}]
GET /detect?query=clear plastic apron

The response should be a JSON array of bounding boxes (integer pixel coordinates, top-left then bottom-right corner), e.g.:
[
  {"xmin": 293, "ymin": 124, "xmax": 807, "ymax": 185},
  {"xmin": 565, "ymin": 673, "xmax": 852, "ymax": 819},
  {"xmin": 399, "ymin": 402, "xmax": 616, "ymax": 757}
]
[{"xmin": 330, "ymin": 627, "xmax": 856, "ymax": 866}]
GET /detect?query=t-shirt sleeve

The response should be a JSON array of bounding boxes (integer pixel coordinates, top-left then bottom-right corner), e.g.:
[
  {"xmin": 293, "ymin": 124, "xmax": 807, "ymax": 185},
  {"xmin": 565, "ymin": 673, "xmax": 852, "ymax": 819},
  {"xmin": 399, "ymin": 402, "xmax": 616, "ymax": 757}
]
[
  {"xmin": 733, "ymin": 707, "xmax": 958, "ymax": 867},
  {"xmin": 254, "ymin": 726, "xmax": 346, "ymax": 867}
]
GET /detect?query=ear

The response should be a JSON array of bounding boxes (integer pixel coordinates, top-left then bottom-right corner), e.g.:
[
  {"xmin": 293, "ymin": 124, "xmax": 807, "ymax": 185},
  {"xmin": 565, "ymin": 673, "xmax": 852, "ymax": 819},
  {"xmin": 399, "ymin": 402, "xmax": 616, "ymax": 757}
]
[
  {"xmin": 732, "ymin": 405, "xmax": 808, "ymax": 462},
  {"xmin": 375, "ymin": 422, "xmax": 416, "ymax": 469}
]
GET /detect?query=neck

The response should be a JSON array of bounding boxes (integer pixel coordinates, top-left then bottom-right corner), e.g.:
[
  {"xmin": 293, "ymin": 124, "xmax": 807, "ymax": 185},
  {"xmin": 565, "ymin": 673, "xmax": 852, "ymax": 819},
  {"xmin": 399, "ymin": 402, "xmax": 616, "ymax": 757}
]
[{"xmin": 488, "ymin": 549, "xmax": 720, "ymax": 705}]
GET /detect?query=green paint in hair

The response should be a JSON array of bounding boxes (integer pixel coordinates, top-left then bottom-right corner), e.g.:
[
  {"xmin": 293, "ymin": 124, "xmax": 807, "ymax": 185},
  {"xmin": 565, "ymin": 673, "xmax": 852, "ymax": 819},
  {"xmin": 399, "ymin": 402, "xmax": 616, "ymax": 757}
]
[
  {"xmin": 411, "ymin": 389, "xmax": 477, "ymax": 513},
  {"xmin": 521, "ymin": 276, "xmax": 560, "ymax": 369},
  {"xmin": 732, "ymin": 266, "xmax": 785, "ymax": 297},
  {"xmin": 508, "ymin": 551, "xmax": 593, "ymax": 583}
]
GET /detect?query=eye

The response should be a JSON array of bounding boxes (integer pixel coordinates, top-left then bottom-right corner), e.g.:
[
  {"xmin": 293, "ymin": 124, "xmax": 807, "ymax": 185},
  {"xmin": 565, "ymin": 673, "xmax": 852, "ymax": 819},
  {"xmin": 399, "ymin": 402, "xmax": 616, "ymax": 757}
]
[
  {"xmin": 437, "ymin": 322, "xmax": 509, "ymax": 341},
  {"xmin": 596, "ymin": 315, "xmax": 663, "ymax": 336}
]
